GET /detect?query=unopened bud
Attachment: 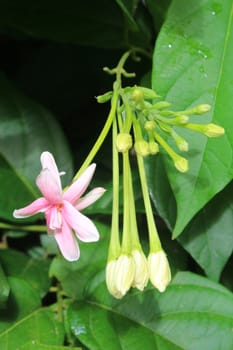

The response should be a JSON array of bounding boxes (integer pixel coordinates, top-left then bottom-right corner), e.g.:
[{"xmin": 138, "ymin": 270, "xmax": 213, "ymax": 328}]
[
  {"xmin": 132, "ymin": 250, "xmax": 149, "ymax": 291},
  {"xmin": 96, "ymin": 91, "xmax": 113, "ymax": 103},
  {"xmin": 149, "ymin": 141, "xmax": 159, "ymax": 155},
  {"xmin": 139, "ymin": 87, "xmax": 160, "ymax": 100},
  {"xmin": 195, "ymin": 104, "xmax": 211, "ymax": 114},
  {"xmin": 134, "ymin": 141, "xmax": 150, "ymax": 156},
  {"xmin": 114, "ymin": 254, "xmax": 135, "ymax": 298},
  {"xmin": 151, "ymin": 101, "xmax": 171, "ymax": 109},
  {"xmin": 174, "ymin": 156, "xmax": 188, "ymax": 173},
  {"xmin": 203, "ymin": 123, "xmax": 225, "ymax": 137},
  {"xmin": 116, "ymin": 133, "xmax": 133, "ymax": 152},
  {"xmin": 148, "ymin": 250, "xmax": 171, "ymax": 292},
  {"xmin": 144, "ymin": 120, "xmax": 156, "ymax": 131},
  {"xmin": 132, "ymin": 88, "xmax": 144, "ymax": 102}
]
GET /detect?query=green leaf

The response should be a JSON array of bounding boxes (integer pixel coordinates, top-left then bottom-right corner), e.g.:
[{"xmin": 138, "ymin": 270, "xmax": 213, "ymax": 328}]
[
  {"xmin": 49, "ymin": 221, "xmax": 109, "ymax": 299},
  {"xmin": 0, "ymin": 0, "xmax": 151, "ymax": 49},
  {"xmin": 0, "ymin": 264, "xmax": 10, "ymax": 308},
  {"xmin": 151, "ymin": 0, "xmax": 233, "ymax": 237},
  {"xmin": 0, "ymin": 249, "xmax": 50, "ymax": 297},
  {"xmin": 0, "ymin": 308, "xmax": 64, "ymax": 349},
  {"xmin": 178, "ymin": 181, "xmax": 233, "ymax": 281},
  {"xmin": 67, "ymin": 272, "xmax": 233, "ymax": 350},
  {"xmin": 0, "ymin": 73, "xmax": 73, "ymax": 222},
  {"xmin": 0, "ymin": 276, "xmax": 41, "ymax": 333},
  {"xmin": 21, "ymin": 344, "xmax": 81, "ymax": 350}
]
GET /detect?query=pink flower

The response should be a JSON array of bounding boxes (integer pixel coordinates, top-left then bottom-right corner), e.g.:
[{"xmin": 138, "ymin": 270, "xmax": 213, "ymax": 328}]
[{"xmin": 13, "ymin": 151, "xmax": 105, "ymax": 261}]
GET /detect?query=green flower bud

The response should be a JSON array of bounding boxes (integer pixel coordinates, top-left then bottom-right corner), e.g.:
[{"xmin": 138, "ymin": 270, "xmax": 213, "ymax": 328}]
[
  {"xmin": 149, "ymin": 141, "xmax": 159, "ymax": 155},
  {"xmin": 195, "ymin": 104, "xmax": 211, "ymax": 114},
  {"xmin": 174, "ymin": 156, "xmax": 188, "ymax": 173},
  {"xmin": 202, "ymin": 123, "xmax": 225, "ymax": 137},
  {"xmin": 132, "ymin": 88, "xmax": 144, "ymax": 102},
  {"xmin": 132, "ymin": 250, "xmax": 149, "ymax": 291},
  {"xmin": 144, "ymin": 120, "xmax": 156, "ymax": 131},
  {"xmin": 134, "ymin": 141, "xmax": 150, "ymax": 156},
  {"xmin": 151, "ymin": 101, "xmax": 171, "ymax": 109},
  {"xmin": 116, "ymin": 133, "xmax": 133, "ymax": 152},
  {"xmin": 140, "ymin": 87, "xmax": 160, "ymax": 100},
  {"xmin": 96, "ymin": 91, "xmax": 113, "ymax": 103},
  {"xmin": 148, "ymin": 250, "xmax": 171, "ymax": 292}
]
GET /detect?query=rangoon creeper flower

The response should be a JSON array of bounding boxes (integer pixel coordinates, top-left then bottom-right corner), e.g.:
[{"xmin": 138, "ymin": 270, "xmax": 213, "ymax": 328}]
[
  {"xmin": 13, "ymin": 151, "xmax": 105, "ymax": 261},
  {"xmin": 148, "ymin": 250, "xmax": 171, "ymax": 292}
]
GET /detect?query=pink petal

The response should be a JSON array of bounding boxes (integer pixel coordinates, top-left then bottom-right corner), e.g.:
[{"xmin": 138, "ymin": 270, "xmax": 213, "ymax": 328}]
[
  {"xmin": 13, "ymin": 197, "xmax": 50, "ymax": 218},
  {"xmin": 63, "ymin": 163, "xmax": 96, "ymax": 204},
  {"xmin": 36, "ymin": 168, "xmax": 62, "ymax": 203},
  {"xmin": 45, "ymin": 206, "xmax": 62, "ymax": 230},
  {"xmin": 41, "ymin": 152, "xmax": 60, "ymax": 175},
  {"xmin": 76, "ymin": 187, "xmax": 106, "ymax": 211},
  {"xmin": 62, "ymin": 200, "xmax": 99, "ymax": 242},
  {"xmin": 54, "ymin": 219, "xmax": 80, "ymax": 261}
]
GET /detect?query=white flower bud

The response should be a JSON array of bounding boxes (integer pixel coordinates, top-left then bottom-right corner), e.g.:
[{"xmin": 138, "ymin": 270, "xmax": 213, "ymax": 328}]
[
  {"xmin": 148, "ymin": 250, "xmax": 171, "ymax": 292},
  {"xmin": 131, "ymin": 250, "xmax": 149, "ymax": 291}
]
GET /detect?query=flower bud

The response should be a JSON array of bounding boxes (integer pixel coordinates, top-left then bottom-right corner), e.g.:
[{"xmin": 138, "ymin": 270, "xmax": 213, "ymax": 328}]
[
  {"xmin": 148, "ymin": 250, "xmax": 171, "ymax": 292},
  {"xmin": 106, "ymin": 260, "xmax": 120, "ymax": 298},
  {"xmin": 134, "ymin": 141, "xmax": 150, "ymax": 156},
  {"xmin": 139, "ymin": 87, "xmax": 160, "ymax": 100},
  {"xmin": 116, "ymin": 133, "xmax": 133, "ymax": 152},
  {"xmin": 132, "ymin": 88, "xmax": 144, "ymax": 102},
  {"xmin": 195, "ymin": 104, "xmax": 211, "ymax": 114},
  {"xmin": 202, "ymin": 123, "xmax": 225, "ymax": 137},
  {"xmin": 151, "ymin": 101, "xmax": 171, "ymax": 109},
  {"xmin": 149, "ymin": 141, "xmax": 159, "ymax": 155},
  {"xmin": 144, "ymin": 120, "xmax": 156, "ymax": 131},
  {"xmin": 174, "ymin": 156, "xmax": 188, "ymax": 173},
  {"xmin": 114, "ymin": 254, "xmax": 135, "ymax": 298},
  {"xmin": 131, "ymin": 250, "xmax": 149, "ymax": 291},
  {"xmin": 96, "ymin": 91, "xmax": 113, "ymax": 103}
]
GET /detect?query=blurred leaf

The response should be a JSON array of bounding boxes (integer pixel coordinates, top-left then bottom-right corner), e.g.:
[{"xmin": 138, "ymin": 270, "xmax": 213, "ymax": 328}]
[
  {"xmin": 115, "ymin": 0, "xmax": 140, "ymax": 31},
  {"xmin": 0, "ymin": 307, "xmax": 64, "ymax": 349},
  {"xmin": 67, "ymin": 271, "xmax": 233, "ymax": 350},
  {"xmin": 49, "ymin": 221, "xmax": 109, "ymax": 299},
  {"xmin": 151, "ymin": 0, "xmax": 233, "ymax": 237},
  {"xmin": 178, "ymin": 181, "xmax": 233, "ymax": 281},
  {"xmin": 21, "ymin": 344, "xmax": 81, "ymax": 350},
  {"xmin": 0, "ymin": 249, "xmax": 50, "ymax": 297},
  {"xmin": 0, "ymin": 264, "xmax": 9, "ymax": 308},
  {"xmin": 0, "ymin": 73, "xmax": 73, "ymax": 222},
  {"xmin": 146, "ymin": 0, "xmax": 172, "ymax": 31},
  {"xmin": 0, "ymin": 0, "xmax": 152, "ymax": 49},
  {"xmin": 0, "ymin": 276, "xmax": 41, "ymax": 333}
]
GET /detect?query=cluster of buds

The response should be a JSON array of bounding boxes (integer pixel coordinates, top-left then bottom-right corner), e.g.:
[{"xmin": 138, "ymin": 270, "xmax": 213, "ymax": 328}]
[{"xmin": 96, "ymin": 52, "xmax": 225, "ymax": 299}]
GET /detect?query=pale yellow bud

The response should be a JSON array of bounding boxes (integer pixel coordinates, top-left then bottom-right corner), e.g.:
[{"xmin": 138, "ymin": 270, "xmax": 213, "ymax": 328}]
[
  {"xmin": 131, "ymin": 250, "xmax": 149, "ymax": 291},
  {"xmin": 106, "ymin": 260, "xmax": 120, "ymax": 298},
  {"xmin": 174, "ymin": 156, "xmax": 188, "ymax": 173},
  {"xmin": 116, "ymin": 133, "xmax": 133, "ymax": 152},
  {"xmin": 132, "ymin": 88, "xmax": 144, "ymax": 102},
  {"xmin": 144, "ymin": 120, "xmax": 156, "ymax": 131},
  {"xmin": 134, "ymin": 141, "xmax": 150, "ymax": 156},
  {"xmin": 148, "ymin": 250, "xmax": 171, "ymax": 292},
  {"xmin": 149, "ymin": 141, "xmax": 159, "ymax": 155},
  {"xmin": 195, "ymin": 104, "xmax": 211, "ymax": 114},
  {"xmin": 114, "ymin": 254, "xmax": 135, "ymax": 299},
  {"xmin": 203, "ymin": 123, "xmax": 225, "ymax": 137}
]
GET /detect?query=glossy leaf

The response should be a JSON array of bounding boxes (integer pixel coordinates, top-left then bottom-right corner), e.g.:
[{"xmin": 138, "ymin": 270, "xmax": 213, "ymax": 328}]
[
  {"xmin": 21, "ymin": 344, "xmax": 81, "ymax": 350},
  {"xmin": 0, "ymin": 308, "xmax": 64, "ymax": 349},
  {"xmin": 49, "ymin": 221, "xmax": 109, "ymax": 299},
  {"xmin": 151, "ymin": 0, "xmax": 233, "ymax": 237},
  {"xmin": 178, "ymin": 180, "xmax": 233, "ymax": 281},
  {"xmin": 0, "ymin": 73, "xmax": 73, "ymax": 222},
  {"xmin": 0, "ymin": 0, "xmax": 151, "ymax": 49},
  {"xmin": 0, "ymin": 264, "xmax": 9, "ymax": 308},
  {"xmin": 0, "ymin": 249, "xmax": 50, "ymax": 297},
  {"xmin": 0, "ymin": 276, "xmax": 41, "ymax": 333},
  {"xmin": 67, "ymin": 271, "xmax": 233, "ymax": 350}
]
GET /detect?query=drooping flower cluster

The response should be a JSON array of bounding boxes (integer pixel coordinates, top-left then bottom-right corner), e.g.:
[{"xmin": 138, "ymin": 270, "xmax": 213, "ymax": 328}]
[
  {"xmin": 97, "ymin": 52, "xmax": 224, "ymax": 298},
  {"xmin": 13, "ymin": 151, "xmax": 105, "ymax": 261}
]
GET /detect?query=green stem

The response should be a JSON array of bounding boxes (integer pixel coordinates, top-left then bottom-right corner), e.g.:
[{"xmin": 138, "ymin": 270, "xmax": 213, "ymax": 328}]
[
  {"xmin": 108, "ymin": 117, "xmax": 121, "ymax": 259},
  {"xmin": 0, "ymin": 222, "xmax": 47, "ymax": 232},
  {"xmin": 136, "ymin": 154, "xmax": 161, "ymax": 252},
  {"xmin": 121, "ymin": 151, "xmax": 132, "ymax": 253}
]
